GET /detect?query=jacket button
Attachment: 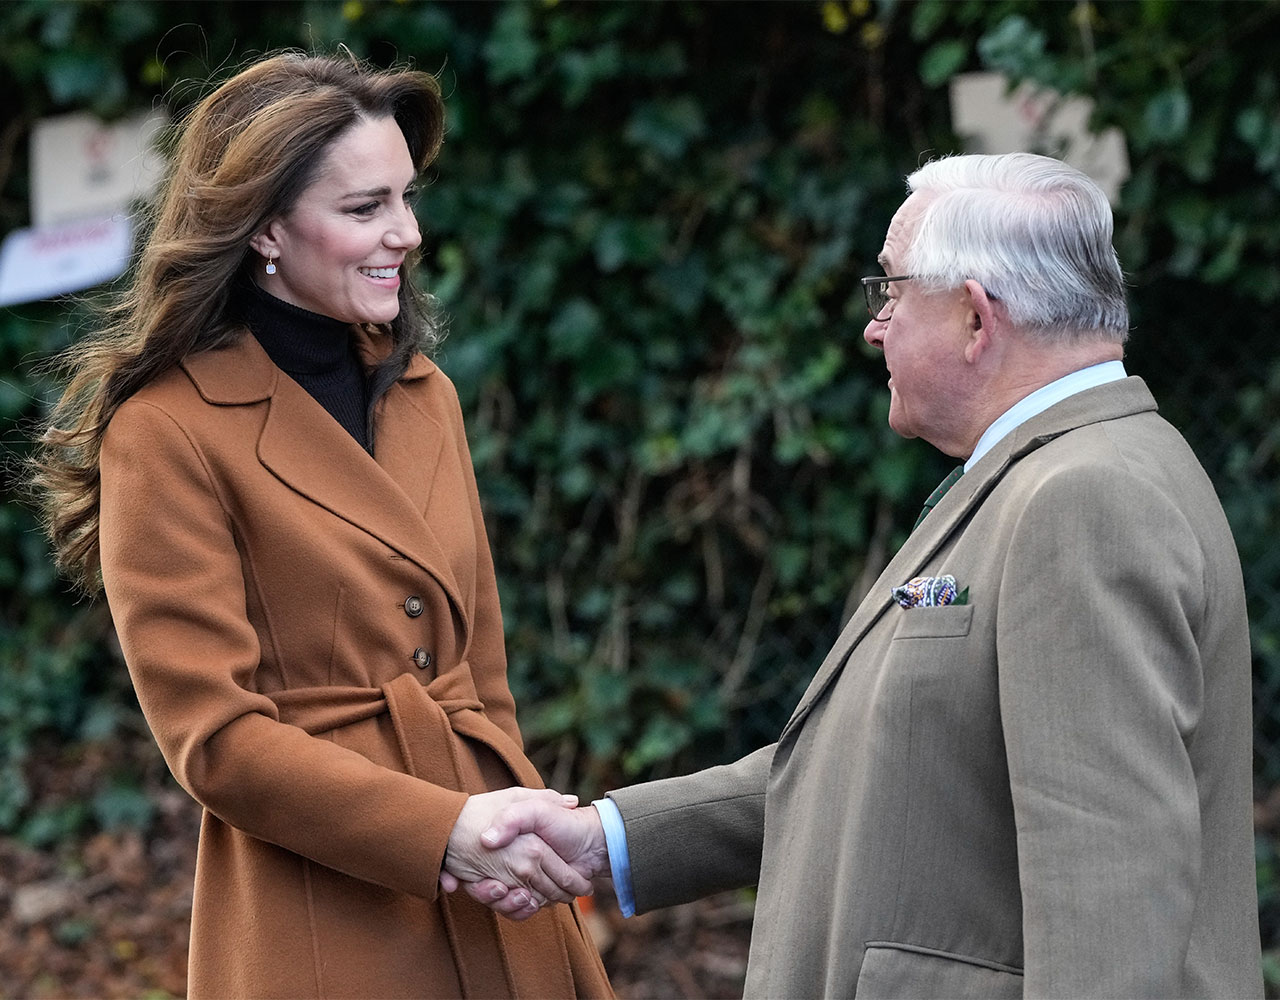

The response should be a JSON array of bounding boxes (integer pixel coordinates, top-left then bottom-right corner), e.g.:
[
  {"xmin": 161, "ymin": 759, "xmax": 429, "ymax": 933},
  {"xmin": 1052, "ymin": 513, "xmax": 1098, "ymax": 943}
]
[
  {"xmin": 412, "ymin": 648, "xmax": 432, "ymax": 670},
  {"xmin": 404, "ymin": 595, "xmax": 424, "ymax": 618}
]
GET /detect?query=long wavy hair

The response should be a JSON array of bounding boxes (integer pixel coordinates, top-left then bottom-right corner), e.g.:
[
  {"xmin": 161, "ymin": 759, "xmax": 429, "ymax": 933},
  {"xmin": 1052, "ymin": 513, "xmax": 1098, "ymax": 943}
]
[{"xmin": 32, "ymin": 50, "xmax": 445, "ymax": 594}]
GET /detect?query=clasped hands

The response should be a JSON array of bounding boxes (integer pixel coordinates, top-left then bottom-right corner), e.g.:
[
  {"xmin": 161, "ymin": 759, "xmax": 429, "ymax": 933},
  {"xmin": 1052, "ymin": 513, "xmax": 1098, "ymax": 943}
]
[{"xmin": 441, "ymin": 788, "xmax": 610, "ymax": 921}]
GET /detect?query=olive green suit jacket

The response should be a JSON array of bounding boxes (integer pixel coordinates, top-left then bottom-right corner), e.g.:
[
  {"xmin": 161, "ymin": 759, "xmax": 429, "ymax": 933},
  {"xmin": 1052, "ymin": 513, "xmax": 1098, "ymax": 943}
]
[{"xmin": 609, "ymin": 377, "xmax": 1261, "ymax": 999}]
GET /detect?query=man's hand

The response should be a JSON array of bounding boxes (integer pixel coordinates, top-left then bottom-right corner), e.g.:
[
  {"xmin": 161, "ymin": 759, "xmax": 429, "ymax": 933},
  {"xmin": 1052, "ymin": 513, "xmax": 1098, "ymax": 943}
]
[
  {"xmin": 442, "ymin": 788, "xmax": 591, "ymax": 914},
  {"xmin": 442, "ymin": 794, "xmax": 611, "ymax": 922}
]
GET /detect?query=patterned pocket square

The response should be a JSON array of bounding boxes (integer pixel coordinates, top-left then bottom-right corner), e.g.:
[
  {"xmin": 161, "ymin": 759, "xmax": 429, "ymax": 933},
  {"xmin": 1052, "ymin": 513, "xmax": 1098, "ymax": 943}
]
[{"xmin": 891, "ymin": 574, "xmax": 968, "ymax": 608}]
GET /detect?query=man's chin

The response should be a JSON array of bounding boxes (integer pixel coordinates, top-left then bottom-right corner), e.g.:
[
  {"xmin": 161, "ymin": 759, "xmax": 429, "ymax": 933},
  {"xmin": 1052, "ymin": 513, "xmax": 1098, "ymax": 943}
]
[{"xmin": 887, "ymin": 413, "xmax": 918, "ymax": 441}]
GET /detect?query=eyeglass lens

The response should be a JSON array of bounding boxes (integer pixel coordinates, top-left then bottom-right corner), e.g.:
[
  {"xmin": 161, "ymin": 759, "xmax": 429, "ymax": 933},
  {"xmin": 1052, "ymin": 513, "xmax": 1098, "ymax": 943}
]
[{"xmin": 866, "ymin": 280, "xmax": 889, "ymax": 320}]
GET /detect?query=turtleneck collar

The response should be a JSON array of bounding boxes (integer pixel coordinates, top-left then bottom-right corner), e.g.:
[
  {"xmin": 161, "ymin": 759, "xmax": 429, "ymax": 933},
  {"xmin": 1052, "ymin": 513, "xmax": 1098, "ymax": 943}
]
[{"xmin": 239, "ymin": 279, "xmax": 355, "ymax": 376}]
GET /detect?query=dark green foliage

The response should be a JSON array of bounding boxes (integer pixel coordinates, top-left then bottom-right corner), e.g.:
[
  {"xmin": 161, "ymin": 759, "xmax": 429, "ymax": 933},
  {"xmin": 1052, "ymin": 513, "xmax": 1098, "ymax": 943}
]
[
  {"xmin": 422, "ymin": 2, "xmax": 941, "ymax": 789},
  {"xmin": 1, "ymin": 1, "xmax": 1278, "ymax": 962}
]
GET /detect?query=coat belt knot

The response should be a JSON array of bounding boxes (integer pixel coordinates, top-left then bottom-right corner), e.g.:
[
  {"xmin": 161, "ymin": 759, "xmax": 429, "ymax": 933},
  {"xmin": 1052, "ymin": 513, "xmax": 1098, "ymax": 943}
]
[{"xmin": 266, "ymin": 667, "xmax": 542, "ymax": 792}]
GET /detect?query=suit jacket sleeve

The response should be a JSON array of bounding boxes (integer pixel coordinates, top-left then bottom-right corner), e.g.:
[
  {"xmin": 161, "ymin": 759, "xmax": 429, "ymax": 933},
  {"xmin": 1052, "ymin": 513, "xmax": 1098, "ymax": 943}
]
[
  {"xmin": 607, "ymin": 743, "xmax": 772, "ymax": 913},
  {"xmin": 997, "ymin": 460, "xmax": 1208, "ymax": 997},
  {"xmin": 100, "ymin": 398, "xmax": 468, "ymax": 900}
]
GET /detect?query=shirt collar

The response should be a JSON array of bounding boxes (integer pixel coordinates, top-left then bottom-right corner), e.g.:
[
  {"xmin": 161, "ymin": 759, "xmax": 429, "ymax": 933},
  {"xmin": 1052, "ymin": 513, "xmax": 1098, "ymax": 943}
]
[{"xmin": 965, "ymin": 360, "xmax": 1128, "ymax": 472}]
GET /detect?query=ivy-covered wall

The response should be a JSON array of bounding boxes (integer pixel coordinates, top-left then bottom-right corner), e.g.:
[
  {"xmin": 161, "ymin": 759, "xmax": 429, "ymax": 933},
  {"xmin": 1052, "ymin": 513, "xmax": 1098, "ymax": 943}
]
[{"xmin": 2, "ymin": 0, "xmax": 1278, "ymax": 962}]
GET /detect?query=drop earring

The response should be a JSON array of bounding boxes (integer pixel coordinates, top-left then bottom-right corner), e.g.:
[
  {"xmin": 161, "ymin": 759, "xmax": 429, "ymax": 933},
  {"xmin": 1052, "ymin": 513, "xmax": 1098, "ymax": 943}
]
[{"xmin": 265, "ymin": 254, "xmax": 277, "ymax": 276}]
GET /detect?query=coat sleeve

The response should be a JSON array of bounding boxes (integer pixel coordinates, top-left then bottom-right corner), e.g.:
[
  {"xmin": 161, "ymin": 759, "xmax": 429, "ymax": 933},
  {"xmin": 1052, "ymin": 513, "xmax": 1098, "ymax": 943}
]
[
  {"xmin": 607, "ymin": 743, "xmax": 772, "ymax": 913},
  {"xmin": 100, "ymin": 398, "xmax": 468, "ymax": 899},
  {"xmin": 439, "ymin": 378, "xmax": 521, "ymax": 747},
  {"xmin": 996, "ymin": 460, "xmax": 1207, "ymax": 997}
]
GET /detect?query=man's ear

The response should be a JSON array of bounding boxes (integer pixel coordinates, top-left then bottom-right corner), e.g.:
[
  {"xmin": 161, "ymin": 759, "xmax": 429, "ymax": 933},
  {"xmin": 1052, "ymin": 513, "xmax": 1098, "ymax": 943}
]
[{"xmin": 962, "ymin": 278, "xmax": 999, "ymax": 364}]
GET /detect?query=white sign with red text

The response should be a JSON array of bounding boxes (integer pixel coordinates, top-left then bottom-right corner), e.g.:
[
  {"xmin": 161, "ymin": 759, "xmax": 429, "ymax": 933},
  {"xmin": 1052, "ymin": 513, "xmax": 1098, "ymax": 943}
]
[
  {"xmin": 0, "ymin": 214, "xmax": 133, "ymax": 308},
  {"xmin": 0, "ymin": 110, "xmax": 164, "ymax": 306}
]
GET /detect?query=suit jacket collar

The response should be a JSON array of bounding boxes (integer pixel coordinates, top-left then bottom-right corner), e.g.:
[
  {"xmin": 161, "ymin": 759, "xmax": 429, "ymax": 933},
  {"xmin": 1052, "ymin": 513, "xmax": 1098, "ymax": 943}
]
[
  {"xmin": 179, "ymin": 331, "xmax": 466, "ymax": 630},
  {"xmin": 781, "ymin": 376, "xmax": 1158, "ymax": 741}
]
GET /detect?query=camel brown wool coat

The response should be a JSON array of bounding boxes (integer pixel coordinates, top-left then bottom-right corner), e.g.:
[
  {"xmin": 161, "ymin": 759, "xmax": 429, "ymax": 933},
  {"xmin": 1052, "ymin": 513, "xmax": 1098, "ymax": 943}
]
[{"xmin": 98, "ymin": 328, "xmax": 612, "ymax": 1000}]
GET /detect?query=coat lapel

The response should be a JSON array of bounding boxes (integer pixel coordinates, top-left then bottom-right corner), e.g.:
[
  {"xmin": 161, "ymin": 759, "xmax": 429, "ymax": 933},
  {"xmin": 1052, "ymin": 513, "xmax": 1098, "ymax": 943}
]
[
  {"xmin": 182, "ymin": 332, "xmax": 469, "ymax": 629},
  {"xmin": 351, "ymin": 329, "xmax": 446, "ymax": 516},
  {"xmin": 780, "ymin": 377, "xmax": 1158, "ymax": 741},
  {"xmin": 372, "ymin": 374, "xmax": 445, "ymax": 518}
]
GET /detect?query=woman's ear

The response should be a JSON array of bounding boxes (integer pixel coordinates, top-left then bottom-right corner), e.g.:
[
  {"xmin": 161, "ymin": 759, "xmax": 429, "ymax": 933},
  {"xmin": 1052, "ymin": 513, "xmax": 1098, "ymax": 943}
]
[{"xmin": 249, "ymin": 221, "xmax": 281, "ymax": 261}]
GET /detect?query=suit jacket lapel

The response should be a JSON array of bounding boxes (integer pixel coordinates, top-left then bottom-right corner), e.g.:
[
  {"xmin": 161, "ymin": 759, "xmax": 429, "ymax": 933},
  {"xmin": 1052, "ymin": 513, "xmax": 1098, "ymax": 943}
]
[
  {"xmin": 182, "ymin": 333, "xmax": 469, "ymax": 629},
  {"xmin": 780, "ymin": 377, "xmax": 1158, "ymax": 741},
  {"xmin": 779, "ymin": 458, "xmax": 995, "ymax": 742}
]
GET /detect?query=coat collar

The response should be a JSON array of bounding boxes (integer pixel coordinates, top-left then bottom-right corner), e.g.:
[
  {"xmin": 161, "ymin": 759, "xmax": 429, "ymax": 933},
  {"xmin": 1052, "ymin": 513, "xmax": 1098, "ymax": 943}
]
[
  {"xmin": 179, "ymin": 331, "xmax": 466, "ymax": 629},
  {"xmin": 781, "ymin": 376, "xmax": 1158, "ymax": 740},
  {"xmin": 181, "ymin": 326, "xmax": 437, "ymax": 405}
]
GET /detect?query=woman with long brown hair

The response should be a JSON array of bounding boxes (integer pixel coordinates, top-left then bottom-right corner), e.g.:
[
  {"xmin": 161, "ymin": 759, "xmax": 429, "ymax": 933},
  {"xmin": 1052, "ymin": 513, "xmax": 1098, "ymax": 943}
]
[{"xmin": 32, "ymin": 50, "xmax": 611, "ymax": 999}]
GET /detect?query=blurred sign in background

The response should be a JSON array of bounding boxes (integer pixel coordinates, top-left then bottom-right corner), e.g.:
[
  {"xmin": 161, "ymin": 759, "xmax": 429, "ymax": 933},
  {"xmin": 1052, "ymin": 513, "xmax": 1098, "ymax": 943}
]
[
  {"xmin": 949, "ymin": 71, "xmax": 1129, "ymax": 203},
  {"xmin": 0, "ymin": 110, "xmax": 164, "ymax": 306}
]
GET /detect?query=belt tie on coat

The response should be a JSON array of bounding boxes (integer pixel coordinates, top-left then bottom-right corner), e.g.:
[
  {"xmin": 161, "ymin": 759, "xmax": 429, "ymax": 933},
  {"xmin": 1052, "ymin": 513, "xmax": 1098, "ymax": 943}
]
[
  {"xmin": 266, "ymin": 670, "xmax": 574, "ymax": 999},
  {"xmin": 267, "ymin": 666, "xmax": 543, "ymax": 791}
]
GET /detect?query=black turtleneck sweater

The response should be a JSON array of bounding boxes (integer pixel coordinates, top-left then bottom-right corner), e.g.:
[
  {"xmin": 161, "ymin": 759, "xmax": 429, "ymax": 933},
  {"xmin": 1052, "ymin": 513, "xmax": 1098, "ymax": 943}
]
[{"xmin": 239, "ymin": 281, "xmax": 373, "ymax": 452}]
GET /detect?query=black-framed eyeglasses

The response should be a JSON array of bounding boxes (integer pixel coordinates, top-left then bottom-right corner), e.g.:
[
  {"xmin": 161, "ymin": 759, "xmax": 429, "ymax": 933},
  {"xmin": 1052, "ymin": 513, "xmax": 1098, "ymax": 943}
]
[{"xmin": 860, "ymin": 274, "xmax": 913, "ymax": 321}]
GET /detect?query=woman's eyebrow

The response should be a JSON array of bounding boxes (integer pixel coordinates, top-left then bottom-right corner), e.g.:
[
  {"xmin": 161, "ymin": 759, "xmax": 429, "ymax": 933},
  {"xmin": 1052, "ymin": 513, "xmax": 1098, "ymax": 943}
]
[{"xmin": 340, "ymin": 185, "xmax": 394, "ymax": 199}]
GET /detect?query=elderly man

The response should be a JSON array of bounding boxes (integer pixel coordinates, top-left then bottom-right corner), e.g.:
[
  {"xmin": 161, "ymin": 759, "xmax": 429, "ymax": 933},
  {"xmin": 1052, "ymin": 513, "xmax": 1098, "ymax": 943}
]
[{"xmin": 446, "ymin": 152, "xmax": 1262, "ymax": 998}]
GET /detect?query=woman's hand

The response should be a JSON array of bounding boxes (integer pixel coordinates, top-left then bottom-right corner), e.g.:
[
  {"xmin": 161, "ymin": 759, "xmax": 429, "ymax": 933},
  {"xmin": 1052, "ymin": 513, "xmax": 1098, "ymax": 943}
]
[
  {"xmin": 441, "ymin": 788, "xmax": 592, "ymax": 915},
  {"xmin": 441, "ymin": 791, "xmax": 612, "ymax": 921}
]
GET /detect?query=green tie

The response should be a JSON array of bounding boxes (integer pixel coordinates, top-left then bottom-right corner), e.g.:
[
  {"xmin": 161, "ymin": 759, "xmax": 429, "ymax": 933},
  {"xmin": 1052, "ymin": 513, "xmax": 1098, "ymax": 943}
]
[{"xmin": 913, "ymin": 465, "xmax": 965, "ymax": 530}]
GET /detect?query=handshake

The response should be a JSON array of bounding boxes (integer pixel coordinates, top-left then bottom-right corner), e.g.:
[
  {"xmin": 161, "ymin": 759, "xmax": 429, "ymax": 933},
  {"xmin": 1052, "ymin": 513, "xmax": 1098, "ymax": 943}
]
[{"xmin": 441, "ymin": 787, "xmax": 611, "ymax": 921}]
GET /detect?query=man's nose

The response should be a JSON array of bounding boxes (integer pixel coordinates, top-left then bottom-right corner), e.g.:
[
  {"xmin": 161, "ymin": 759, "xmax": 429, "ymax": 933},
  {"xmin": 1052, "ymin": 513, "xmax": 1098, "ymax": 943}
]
[{"xmin": 864, "ymin": 317, "xmax": 885, "ymax": 350}]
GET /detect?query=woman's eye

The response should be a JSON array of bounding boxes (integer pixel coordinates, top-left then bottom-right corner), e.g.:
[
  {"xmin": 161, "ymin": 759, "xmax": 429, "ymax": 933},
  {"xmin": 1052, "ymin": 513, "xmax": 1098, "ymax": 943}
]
[
  {"xmin": 403, "ymin": 186, "xmax": 419, "ymax": 206},
  {"xmin": 351, "ymin": 201, "xmax": 379, "ymax": 216}
]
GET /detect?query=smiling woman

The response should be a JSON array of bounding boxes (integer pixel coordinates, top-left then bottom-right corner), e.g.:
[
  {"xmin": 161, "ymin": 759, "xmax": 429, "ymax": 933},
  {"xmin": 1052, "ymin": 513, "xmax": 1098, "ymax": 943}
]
[
  {"xmin": 251, "ymin": 116, "xmax": 421, "ymax": 325},
  {"xmin": 30, "ymin": 50, "xmax": 612, "ymax": 1000}
]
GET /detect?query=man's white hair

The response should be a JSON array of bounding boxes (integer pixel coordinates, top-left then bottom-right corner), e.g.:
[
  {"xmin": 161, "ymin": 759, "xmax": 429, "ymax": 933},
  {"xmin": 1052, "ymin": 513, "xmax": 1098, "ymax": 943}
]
[{"xmin": 906, "ymin": 152, "xmax": 1129, "ymax": 343}]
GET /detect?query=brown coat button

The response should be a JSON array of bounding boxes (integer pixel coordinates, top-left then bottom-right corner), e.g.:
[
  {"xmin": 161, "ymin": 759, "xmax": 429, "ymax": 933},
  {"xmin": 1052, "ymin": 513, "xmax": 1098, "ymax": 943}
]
[
  {"xmin": 412, "ymin": 648, "xmax": 432, "ymax": 670},
  {"xmin": 404, "ymin": 595, "xmax": 424, "ymax": 618}
]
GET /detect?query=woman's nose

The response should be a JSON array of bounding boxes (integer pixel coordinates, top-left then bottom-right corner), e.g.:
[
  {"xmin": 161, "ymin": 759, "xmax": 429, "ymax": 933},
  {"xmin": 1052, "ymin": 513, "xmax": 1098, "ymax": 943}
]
[{"xmin": 387, "ymin": 205, "xmax": 421, "ymax": 251}]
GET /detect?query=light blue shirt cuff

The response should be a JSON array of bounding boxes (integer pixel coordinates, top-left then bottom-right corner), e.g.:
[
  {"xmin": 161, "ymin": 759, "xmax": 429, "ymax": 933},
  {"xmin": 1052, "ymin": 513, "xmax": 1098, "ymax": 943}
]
[{"xmin": 592, "ymin": 797, "xmax": 636, "ymax": 918}]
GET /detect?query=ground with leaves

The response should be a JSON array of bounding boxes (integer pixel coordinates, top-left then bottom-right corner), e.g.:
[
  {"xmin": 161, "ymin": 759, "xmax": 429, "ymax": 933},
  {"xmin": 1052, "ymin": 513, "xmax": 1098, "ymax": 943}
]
[{"xmin": 0, "ymin": 731, "xmax": 752, "ymax": 1000}]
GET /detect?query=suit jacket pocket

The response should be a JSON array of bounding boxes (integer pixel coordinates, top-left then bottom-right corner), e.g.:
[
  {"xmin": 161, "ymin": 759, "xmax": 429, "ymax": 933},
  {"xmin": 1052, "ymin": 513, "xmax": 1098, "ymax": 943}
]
[
  {"xmin": 891, "ymin": 604, "xmax": 974, "ymax": 640},
  {"xmin": 855, "ymin": 942, "xmax": 1022, "ymax": 999}
]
